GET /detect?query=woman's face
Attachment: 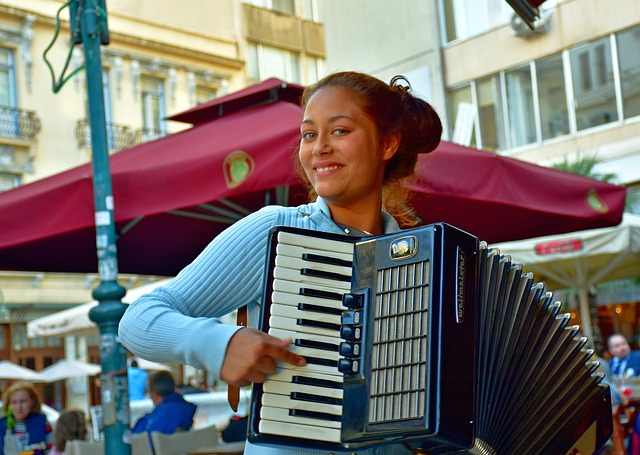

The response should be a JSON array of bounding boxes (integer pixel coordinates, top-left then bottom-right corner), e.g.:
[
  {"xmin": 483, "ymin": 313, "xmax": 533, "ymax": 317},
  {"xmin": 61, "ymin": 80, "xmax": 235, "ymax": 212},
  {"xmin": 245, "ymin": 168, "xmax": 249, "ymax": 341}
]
[
  {"xmin": 9, "ymin": 389, "xmax": 34, "ymax": 422},
  {"xmin": 299, "ymin": 86, "xmax": 396, "ymax": 210}
]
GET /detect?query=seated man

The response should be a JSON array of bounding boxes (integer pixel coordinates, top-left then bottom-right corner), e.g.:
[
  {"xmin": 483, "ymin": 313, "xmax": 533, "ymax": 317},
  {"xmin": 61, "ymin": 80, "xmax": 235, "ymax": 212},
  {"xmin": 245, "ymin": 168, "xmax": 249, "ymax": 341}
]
[
  {"xmin": 607, "ymin": 333, "xmax": 640, "ymax": 378},
  {"xmin": 132, "ymin": 370, "xmax": 197, "ymax": 435}
]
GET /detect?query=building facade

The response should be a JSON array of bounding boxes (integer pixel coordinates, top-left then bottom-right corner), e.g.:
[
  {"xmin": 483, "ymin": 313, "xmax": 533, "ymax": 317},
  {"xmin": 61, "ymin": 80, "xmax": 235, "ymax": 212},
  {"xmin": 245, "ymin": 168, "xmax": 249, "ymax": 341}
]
[
  {"xmin": 437, "ymin": 0, "xmax": 640, "ymax": 340},
  {"xmin": 0, "ymin": 0, "xmax": 325, "ymax": 410}
]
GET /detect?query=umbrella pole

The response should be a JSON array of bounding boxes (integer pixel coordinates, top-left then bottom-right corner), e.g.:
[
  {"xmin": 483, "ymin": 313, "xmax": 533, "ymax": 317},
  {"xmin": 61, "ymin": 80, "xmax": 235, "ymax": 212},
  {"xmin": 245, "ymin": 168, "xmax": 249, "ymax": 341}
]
[
  {"xmin": 578, "ymin": 287, "xmax": 593, "ymax": 340},
  {"xmin": 71, "ymin": 2, "xmax": 131, "ymax": 454}
]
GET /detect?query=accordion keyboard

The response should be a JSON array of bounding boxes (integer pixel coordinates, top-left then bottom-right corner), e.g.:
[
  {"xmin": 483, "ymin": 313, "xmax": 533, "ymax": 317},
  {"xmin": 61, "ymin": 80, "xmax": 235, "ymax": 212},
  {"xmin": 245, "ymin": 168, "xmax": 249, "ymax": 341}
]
[{"xmin": 258, "ymin": 230, "xmax": 354, "ymax": 442}]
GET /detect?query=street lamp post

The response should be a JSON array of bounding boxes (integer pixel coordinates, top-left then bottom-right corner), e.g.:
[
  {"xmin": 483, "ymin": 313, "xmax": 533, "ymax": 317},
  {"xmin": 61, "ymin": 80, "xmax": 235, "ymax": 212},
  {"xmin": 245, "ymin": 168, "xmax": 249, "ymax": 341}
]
[{"xmin": 71, "ymin": 1, "xmax": 131, "ymax": 453}]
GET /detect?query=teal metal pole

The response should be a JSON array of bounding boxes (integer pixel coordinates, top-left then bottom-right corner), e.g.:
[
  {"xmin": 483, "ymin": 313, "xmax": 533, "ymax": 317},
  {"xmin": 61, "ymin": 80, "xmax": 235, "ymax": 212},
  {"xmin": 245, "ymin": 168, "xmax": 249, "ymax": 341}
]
[{"xmin": 74, "ymin": 1, "xmax": 131, "ymax": 453}]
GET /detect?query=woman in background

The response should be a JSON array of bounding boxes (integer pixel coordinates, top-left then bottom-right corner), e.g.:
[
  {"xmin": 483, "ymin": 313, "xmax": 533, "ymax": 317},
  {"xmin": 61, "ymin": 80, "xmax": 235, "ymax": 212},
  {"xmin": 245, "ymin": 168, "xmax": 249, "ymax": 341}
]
[{"xmin": 0, "ymin": 381, "xmax": 54, "ymax": 454}]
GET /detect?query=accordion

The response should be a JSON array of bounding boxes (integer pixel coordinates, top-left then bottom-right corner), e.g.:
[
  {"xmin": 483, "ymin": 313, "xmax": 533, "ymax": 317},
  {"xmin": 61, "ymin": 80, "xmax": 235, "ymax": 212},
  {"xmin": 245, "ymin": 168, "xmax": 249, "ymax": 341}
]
[{"xmin": 247, "ymin": 224, "xmax": 613, "ymax": 454}]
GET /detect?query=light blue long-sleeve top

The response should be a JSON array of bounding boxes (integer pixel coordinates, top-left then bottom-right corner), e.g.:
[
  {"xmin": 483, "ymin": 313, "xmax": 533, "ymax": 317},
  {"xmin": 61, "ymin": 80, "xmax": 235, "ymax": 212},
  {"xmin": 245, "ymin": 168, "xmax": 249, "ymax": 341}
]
[{"xmin": 118, "ymin": 197, "xmax": 413, "ymax": 454}]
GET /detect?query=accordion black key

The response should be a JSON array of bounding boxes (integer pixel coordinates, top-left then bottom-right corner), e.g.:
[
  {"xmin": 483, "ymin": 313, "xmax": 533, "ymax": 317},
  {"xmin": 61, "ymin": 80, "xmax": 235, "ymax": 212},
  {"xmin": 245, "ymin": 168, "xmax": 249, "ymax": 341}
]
[{"xmin": 247, "ymin": 224, "xmax": 613, "ymax": 454}]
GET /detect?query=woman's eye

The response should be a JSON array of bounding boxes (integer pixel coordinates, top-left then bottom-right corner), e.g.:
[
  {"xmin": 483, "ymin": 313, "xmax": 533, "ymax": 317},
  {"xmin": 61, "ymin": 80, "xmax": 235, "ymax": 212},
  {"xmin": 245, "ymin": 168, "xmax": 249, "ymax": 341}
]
[
  {"xmin": 333, "ymin": 128, "xmax": 347, "ymax": 136},
  {"xmin": 301, "ymin": 131, "xmax": 316, "ymax": 140}
]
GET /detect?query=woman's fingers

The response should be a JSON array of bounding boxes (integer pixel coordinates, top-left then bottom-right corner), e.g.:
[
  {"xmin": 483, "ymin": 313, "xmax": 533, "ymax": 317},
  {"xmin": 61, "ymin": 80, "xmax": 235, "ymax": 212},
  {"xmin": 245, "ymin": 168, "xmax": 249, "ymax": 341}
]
[{"xmin": 221, "ymin": 328, "xmax": 306, "ymax": 386}]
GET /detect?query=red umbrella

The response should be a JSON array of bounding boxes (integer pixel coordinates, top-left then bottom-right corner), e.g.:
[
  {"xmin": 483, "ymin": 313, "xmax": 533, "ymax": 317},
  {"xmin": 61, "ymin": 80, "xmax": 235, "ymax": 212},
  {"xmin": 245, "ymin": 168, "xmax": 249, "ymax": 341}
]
[
  {"xmin": 0, "ymin": 79, "xmax": 626, "ymax": 276},
  {"xmin": 410, "ymin": 141, "xmax": 626, "ymax": 243}
]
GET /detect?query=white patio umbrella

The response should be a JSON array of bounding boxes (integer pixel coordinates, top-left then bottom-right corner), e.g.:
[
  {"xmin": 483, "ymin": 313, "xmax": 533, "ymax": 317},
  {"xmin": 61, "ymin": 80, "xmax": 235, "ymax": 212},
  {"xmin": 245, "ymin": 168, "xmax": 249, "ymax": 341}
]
[
  {"xmin": 37, "ymin": 359, "xmax": 101, "ymax": 382},
  {"xmin": 27, "ymin": 278, "xmax": 172, "ymax": 338},
  {"xmin": 27, "ymin": 277, "xmax": 238, "ymax": 338},
  {"xmin": 491, "ymin": 213, "xmax": 640, "ymax": 338},
  {"xmin": 0, "ymin": 360, "xmax": 42, "ymax": 381}
]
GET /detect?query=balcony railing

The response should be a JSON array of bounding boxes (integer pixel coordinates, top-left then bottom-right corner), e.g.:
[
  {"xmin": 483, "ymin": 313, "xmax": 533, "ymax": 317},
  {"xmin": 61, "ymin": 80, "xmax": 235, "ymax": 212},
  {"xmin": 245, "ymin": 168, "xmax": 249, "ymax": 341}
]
[
  {"xmin": 0, "ymin": 105, "xmax": 41, "ymax": 141},
  {"xmin": 75, "ymin": 119, "xmax": 137, "ymax": 152},
  {"xmin": 134, "ymin": 127, "xmax": 167, "ymax": 145}
]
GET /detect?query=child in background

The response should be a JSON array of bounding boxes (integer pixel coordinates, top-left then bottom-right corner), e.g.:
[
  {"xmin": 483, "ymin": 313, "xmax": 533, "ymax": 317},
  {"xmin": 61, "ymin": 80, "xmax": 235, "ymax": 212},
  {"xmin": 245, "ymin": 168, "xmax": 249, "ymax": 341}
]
[{"xmin": 50, "ymin": 409, "xmax": 88, "ymax": 455}]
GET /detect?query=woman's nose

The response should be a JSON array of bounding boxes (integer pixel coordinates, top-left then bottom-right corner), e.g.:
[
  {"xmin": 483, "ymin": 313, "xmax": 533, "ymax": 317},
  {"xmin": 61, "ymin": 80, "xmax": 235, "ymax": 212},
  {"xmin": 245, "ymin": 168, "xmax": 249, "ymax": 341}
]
[{"xmin": 312, "ymin": 134, "xmax": 331, "ymax": 156}]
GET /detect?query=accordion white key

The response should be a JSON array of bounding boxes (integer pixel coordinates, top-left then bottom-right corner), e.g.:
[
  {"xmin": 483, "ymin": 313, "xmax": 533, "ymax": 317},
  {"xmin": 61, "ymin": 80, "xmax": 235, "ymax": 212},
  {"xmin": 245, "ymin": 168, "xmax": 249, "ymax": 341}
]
[{"xmin": 248, "ymin": 224, "xmax": 613, "ymax": 454}]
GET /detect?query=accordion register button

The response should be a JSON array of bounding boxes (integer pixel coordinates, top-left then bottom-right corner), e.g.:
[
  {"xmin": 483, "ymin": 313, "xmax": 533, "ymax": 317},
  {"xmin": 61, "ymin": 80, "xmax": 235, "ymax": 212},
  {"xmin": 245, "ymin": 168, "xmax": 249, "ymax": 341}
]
[
  {"xmin": 339, "ymin": 341, "xmax": 360, "ymax": 357},
  {"xmin": 340, "ymin": 325, "xmax": 361, "ymax": 340},
  {"xmin": 342, "ymin": 293, "xmax": 363, "ymax": 309},
  {"xmin": 341, "ymin": 310, "xmax": 363, "ymax": 325},
  {"xmin": 338, "ymin": 358, "xmax": 359, "ymax": 374}
]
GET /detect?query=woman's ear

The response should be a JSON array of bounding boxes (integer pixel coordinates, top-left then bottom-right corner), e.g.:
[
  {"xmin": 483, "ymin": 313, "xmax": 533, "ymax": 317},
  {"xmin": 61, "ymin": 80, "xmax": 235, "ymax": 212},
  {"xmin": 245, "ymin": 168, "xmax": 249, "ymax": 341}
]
[{"xmin": 382, "ymin": 133, "xmax": 400, "ymax": 161}]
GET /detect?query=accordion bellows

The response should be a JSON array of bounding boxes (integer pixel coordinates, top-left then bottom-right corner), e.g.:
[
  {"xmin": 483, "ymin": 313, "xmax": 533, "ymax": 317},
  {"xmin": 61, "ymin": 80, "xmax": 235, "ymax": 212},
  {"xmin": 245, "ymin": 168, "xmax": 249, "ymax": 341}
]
[
  {"xmin": 470, "ymin": 244, "xmax": 612, "ymax": 454},
  {"xmin": 248, "ymin": 224, "xmax": 613, "ymax": 454}
]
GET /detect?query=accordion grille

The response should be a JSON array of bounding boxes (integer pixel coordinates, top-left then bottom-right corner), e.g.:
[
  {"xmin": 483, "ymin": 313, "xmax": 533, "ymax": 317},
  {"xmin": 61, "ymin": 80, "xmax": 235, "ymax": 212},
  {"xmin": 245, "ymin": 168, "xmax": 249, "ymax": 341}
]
[{"xmin": 368, "ymin": 260, "xmax": 431, "ymax": 425}]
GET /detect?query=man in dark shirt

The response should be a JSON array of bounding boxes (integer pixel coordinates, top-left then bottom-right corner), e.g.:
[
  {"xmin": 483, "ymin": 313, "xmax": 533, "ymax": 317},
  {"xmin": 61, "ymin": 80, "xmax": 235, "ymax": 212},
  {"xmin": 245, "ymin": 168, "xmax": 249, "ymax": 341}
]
[
  {"xmin": 607, "ymin": 333, "xmax": 640, "ymax": 378},
  {"xmin": 132, "ymin": 370, "xmax": 197, "ymax": 435}
]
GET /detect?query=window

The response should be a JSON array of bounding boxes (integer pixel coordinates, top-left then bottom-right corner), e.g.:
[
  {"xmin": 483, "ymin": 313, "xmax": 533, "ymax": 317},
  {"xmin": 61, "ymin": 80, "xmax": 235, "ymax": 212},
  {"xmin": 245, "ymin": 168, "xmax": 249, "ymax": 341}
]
[
  {"xmin": 445, "ymin": 29, "xmax": 635, "ymax": 153},
  {"xmin": 0, "ymin": 172, "xmax": 20, "ymax": 191},
  {"xmin": 505, "ymin": 64, "xmax": 536, "ymax": 147},
  {"xmin": 569, "ymin": 37, "xmax": 618, "ymax": 131},
  {"xmin": 194, "ymin": 86, "xmax": 217, "ymax": 106},
  {"xmin": 140, "ymin": 76, "xmax": 166, "ymax": 141},
  {"xmin": 440, "ymin": 0, "xmax": 511, "ymax": 43},
  {"xmin": 244, "ymin": 0, "xmax": 294, "ymax": 15},
  {"xmin": 12, "ymin": 324, "xmax": 28, "ymax": 351},
  {"xmin": 537, "ymin": 54, "xmax": 569, "ymax": 140},
  {"xmin": 302, "ymin": 0, "xmax": 322, "ymax": 22},
  {"xmin": 306, "ymin": 56, "xmax": 324, "ymax": 84},
  {"xmin": 0, "ymin": 47, "xmax": 18, "ymax": 138},
  {"xmin": 448, "ymin": 84, "xmax": 477, "ymax": 148},
  {"xmin": 617, "ymin": 25, "xmax": 640, "ymax": 119},
  {"xmin": 476, "ymin": 76, "xmax": 506, "ymax": 151},
  {"xmin": 247, "ymin": 42, "xmax": 301, "ymax": 84}
]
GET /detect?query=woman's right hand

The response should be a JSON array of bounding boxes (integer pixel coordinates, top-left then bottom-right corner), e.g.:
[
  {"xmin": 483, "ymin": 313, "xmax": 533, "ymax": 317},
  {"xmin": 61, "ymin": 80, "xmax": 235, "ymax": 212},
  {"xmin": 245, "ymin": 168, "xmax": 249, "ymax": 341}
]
[{"xmin": 220, "ymin": 327, "xmax": 306, "ymax": 387}]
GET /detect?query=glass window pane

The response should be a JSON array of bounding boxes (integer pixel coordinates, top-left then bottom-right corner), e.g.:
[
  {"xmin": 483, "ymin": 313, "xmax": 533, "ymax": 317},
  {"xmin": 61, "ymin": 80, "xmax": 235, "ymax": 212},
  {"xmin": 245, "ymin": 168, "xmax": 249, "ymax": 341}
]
[
  {"xmin": 0, "ymin": 47, "xmax": 15, "ymax": 107},
  {"xmin": 31, "ymin": 337, "xmax": 46, "ymax": 348},
  {"xmin": 47, "ymin": 337, "xmax": 62, "ymax": 348},
  {"xmin": 302, "ymin": 0, "xmax": 317, "ymax": 20},
  {"xmin": 441, "ymin": 0, "xmax": 460, "ymax": 42},
  {"xmin": 537, "ymin": 54, "xmax": 569, "ymax": 140},
  {"xmin": 0, "ymin": 48, "xmax": 10, "ymax": 65},
  {"xmin": 247, "ymin": 43, "xmax": 260, "ymax": 80},
  {"xmin": 12, "ymin": 324, "xmax": 28, "ymax": 351},
  {"xmin": 0, "ymin": 172, "xmax": 20, "ymax": 191},
  {"xmin": 448, "ymin": 85, "xmax": 477, "ymax": 148},
  {"xmin": 477, "ymin": 76, "xmax": 505, "ymax": 151},
  {"xmin": 195, "ymin": 86, "xmax": 216, "ymax": 105},
  {"xmin": 306, "ymin": 57, "xmax": 318, "ymax": 84},
  {"xmin": 0, "ymin": 71, "xmax": 11, "ymax": 106},
  {"xmin": 289, "ymin": 53, "xmax": 301, "ymax": 84},
  {"xmin": 141, "ymin": 77, "xmax": 165, "ymax": 134},
  {"xmin": 272, "ymin": 0, "xmax": 294, "ymax": 14},
  {"xmin": 245, "ymin": 0, "xmax": 268, "ymax": 8},
  {"xmin": 262, "ymin": 46, "xmax": 288, "ymax": 80},
  {"xmin": 506, "ymin": 65, "xmax": 536, "ymax": 147},
  {"xmin": 617, "ymin": 25, "xmax": 640, "ymax": 119},
  {"xmin": 570, "ymin": 37, "xmax": 618, "ymax": 131},
  {"xmin": 441, "ymin": 0, "xmax": 510, "ymax": 43}
]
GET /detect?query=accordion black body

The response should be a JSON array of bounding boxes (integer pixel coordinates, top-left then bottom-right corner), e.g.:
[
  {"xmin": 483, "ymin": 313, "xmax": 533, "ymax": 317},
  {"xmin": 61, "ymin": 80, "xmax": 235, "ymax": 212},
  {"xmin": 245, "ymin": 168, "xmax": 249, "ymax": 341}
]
[{"xmin": 247, "ymin": 224, "xmax": 613, "ymax": 454}]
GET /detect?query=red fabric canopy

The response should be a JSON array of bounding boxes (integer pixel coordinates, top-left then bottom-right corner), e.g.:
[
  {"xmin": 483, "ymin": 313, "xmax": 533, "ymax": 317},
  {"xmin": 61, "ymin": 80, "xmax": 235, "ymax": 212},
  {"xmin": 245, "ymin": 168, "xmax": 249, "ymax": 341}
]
[{"xmin": 0, "ymin": 79, "xmax": 626, "ymax": 276}]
